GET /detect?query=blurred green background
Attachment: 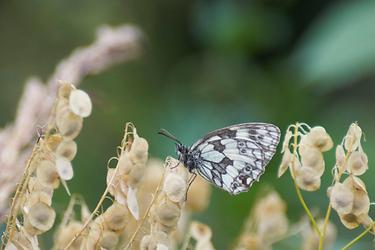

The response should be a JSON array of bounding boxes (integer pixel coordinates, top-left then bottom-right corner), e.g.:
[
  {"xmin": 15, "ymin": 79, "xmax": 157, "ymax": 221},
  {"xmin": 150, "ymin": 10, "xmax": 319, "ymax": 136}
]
[{"xmin": 1, "ymin": 0, "xmax": 375, "ymax": 249}]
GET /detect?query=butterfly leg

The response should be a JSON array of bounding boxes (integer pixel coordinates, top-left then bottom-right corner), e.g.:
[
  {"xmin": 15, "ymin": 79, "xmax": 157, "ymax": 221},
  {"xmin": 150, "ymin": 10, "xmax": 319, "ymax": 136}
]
[{"xmin": 185, "ymin": 172, "xmax": 197, "ymax": 201}]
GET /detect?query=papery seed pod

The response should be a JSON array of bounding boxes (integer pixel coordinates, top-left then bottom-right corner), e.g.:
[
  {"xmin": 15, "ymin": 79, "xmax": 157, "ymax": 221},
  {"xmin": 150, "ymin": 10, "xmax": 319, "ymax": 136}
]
[
  {"xmin": 55, "ymin": 140, "xmax": 77, "ymax": 161},
  {"xmin": 236, "ymin": 234, "xmax": 268, "ymax": 250},
  {"xmin": 154, "ymin": 199, "xmax": 181, "ymax": 229},
  {"xmin": 102, "ymin": 202, "xmax": 129, "ymax": 232},
  {"xmin": 128, "ymin": 134, "xmax": 149, "ymax": 165},
  {"xmin": 24, "ymin": 202, "xmax": 56, "ymax": 235},
  {"xmin": 343, "ymin": 177, "xmax": 370, "ymax": 216},
  {"xmin": 83, "ymin": 222, "xmax": 102, "ymax": 250},
  {"xmin": 278, "ymin": 149, "xmax": 292, "ymax": 178},
  {"xmin": 347, "ymin": 151, "xmax": 368, "ymax": 176},
  {"xmin": 99, "ymin": 230, "xmax": 119, "ymax": 250},
  {"xmin": 282, "ymin": 130, "xmax": 293, "ymax": 153},
  {"xmin": 128, "ymin": 163, "xmax": 146, "ymax": 187},
  {"xmin": 329, "ymin": 182, "xmax": 354, "ymax": 214},
  {"xmin": 36, "ymin": 158, "xmax": 60, "ymax": 189},
  {"xmin": 117, "ymin": 152, "xmax": 133, "ymax": 175},
  {"xmin": 163, "ymin": 173, "xmax": 187, "ymax": 203},
  {"xmin": 255, "ymin": 192, "xmax": 286, "ymax": 217},
  {"xmin": 302, "ymin": 220, "xmax": 336, "ymax": 250},
  {"xmin": 127, "ymin": 186, "xmax": 140, "ymax": 220},
  {"xmin": 344, "ymin": 123, "xmax": 362, "ymax": 151},
  {"xmin": 186, "ymin": 175, "xmax": 211, "ymax": 212},
  {"xmin": 25, "ymin": 190, "xmax": 53, "ymax": 209},
  {"xmin": 339, "ymin": 213, "xmax": 360, "ymax": 229},
  {"xmin": 56, "ymin": 105, "xmax": 83, "ymax": 140},
  {"xmin": 56, "ymin": 157, "xmax": 74, "ymax": 180},
  {"xmin": 8, "ymin": 231, "xmax": 33, "ymax": 250},
  {"xmin": 295, "ymin": 166, "xmax": 321, "ymax": 191},
  {"xmin": 140, "ymin": 231, "xmax": 170, "ymax": 250},
  {"xmin": 69, "ymin": 89, "xmax": 92, "ymax": 118},
  {"xmin": 54, "ymin": 221, "xmax": 84, "ymax": 249},
  {"xmin": 300, "ymin": 147, "xmax": 325, "ymax": 175},
  {"xmin": 304, "ymin": 126, "xmax": 333, "ymax": 152},
  {"xmin": 335, "ymin": 145, "xmax": 346, "ymax": 176}
]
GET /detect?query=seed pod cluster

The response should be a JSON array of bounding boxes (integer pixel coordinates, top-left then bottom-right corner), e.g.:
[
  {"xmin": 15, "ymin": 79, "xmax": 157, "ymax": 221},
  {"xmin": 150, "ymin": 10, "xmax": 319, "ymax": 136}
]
[
  {"xmin": 328, "ymin": 123, "xmax": 372, "ymax": 232},
  {"xmin": 235, "ymin": 191, "xmax": 288, "ymax": 250},
  {"xmin": 5, "ymin": 83, "xmax": 91, "ymax": 248},
  {"xmin": 140, "ymin": 157, "xmax": 188, "ymax": 249},
  {"xmin": 278, "ymin": 125, "xmax": 333, "ymax": 191},
  {"xmin": 189, "ymin": 221, "xmax": 215, "ymax": 250},
  {"xmin": 106, "ymin": 127, "xmax": 149, "ymax": 220}
]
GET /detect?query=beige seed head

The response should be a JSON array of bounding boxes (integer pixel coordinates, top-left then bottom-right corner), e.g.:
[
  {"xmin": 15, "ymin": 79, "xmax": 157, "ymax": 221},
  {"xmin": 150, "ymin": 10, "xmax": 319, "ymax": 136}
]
[
  {"xmin": 55, "ymin": 140, "xmax": 77, "ymax": 161},
  {"xmin": 339, "ymin": 213, "xmax": 360, "ymax": 229},
  {"xmin": 278, "ymin": 149, "xmax": 292, "ymax": 178},
  {"xmin": 329, "ymin": 182, "xmax": 354, "ymax": 214},
  {"xmin": 69, "ymin": 89, "xmax": 92, "ymax": 118},
  {"xmin": 154, "ymin": 199, "xmax": 181, "ymax": 229},
  {"xmin": 129, "ymin": 134, "xmax": 149, "ymax": 165},
  {"xmin": 347, "ymin": 151, "xmax": 368, "ymax": 176},
  {"xmin": 56, "ymin": 157, "xmax": 74, "ymax": 180}
]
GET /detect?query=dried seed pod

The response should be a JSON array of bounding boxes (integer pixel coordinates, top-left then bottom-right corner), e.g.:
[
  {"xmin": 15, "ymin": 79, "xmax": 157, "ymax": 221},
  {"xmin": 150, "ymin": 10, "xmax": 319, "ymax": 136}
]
[
  {"xmin": 304, "ymin": 126, "xmax": 333, "ymax": 152},
  {"xmin": 237, "ymin": 234, "xmax": 266, "ymax": 250},
  {"xmin": 347, "ymin": 151, "xmax": 368, "ymax": 176},
  {"xmin": 24, "ymin": 202, "xmax": 56, "ymax": 235},
  {"xmin": 295, "ymin": 166, "xmax": 321, "ymax": 191},
  {"xmin": 344, "ymin": 123, "xmax": 362, "ymax": 151},
  {"xmin": 56, "ymin": 157, "xmax": 74, "ymax": 180},
  {"xmin": 99, "ymin": 230, "xmax": 119, "ymax": 250},
  {"xmin": 25, "ymin": 190, "xmax": 53, "ymax": 208},
  {"xmin": 300, "ymin": 147, "xmax": 325, "ymax": 176},
  {"xmin": 278, "ymin": 149, "xmax": 292, "ymax": 178},
  {"xmin": 254, "ymin": 192, "xmax": 286, "ymax": 217},
  {"xmin": 154, "ymin": 199, "xmax": 181, "ymax": 229},
  {"xmin": 55, "ymin": 140, "xmax": 77, "ymax": 160},
  {"xmin": 329, "ymin": 182, "xmax": 354, "ymax": 214},
  {"xmin": 163, "ymin": 173, "xmax": 187, "ymax": 203},
  {"xmin": 45, "ymin": 133, "xmax": 63, "ymax": 152},
  {"xmin": 102, "ymin": 202, "xmax": 129, "ymax": 232},
  {"xmin": 343, "ymin": 177, "xmax": 370, "ymax": 216},
  {"xmin": 140, "ymin": 231, "xmax": 170, "ymax": 250},
  {"xmin": 36, "ymin": 158, "xmax": 60, "ymax": 189},
  {"xmin": 69, "ymin": 89, "xmax": 92, "ymax": 118},
  {"xmin": 302, "ymin": 220, "xmax": 336, "ymax": 250},
  {"xmin": 128, "ymin": 133, "xmax": 149, "ymax": 165},
  {"xmin": 56, "ymin": 104, "xmax": 83, "ymax": 140}
]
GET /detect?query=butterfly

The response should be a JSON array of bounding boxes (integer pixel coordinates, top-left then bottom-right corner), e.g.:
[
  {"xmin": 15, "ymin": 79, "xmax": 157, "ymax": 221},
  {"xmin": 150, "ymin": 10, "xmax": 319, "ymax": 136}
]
[{"xmin": 158, "ymin": 123, "xmax": 280, "ymax": 195}]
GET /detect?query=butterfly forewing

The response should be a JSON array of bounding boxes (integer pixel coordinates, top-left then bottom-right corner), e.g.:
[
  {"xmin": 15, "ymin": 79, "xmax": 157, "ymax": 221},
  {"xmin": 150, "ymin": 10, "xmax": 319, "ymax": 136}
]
[{"xmin": 190, "ymin": 123, "xmax": 280, "ymax": 194}]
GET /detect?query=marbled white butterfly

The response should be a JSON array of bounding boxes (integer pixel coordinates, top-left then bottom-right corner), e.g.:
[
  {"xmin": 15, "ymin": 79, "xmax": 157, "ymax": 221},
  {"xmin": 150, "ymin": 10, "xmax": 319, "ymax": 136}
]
[{"xmin": 158, "ymin": 123, "xmax": 280, "ymax": 195}]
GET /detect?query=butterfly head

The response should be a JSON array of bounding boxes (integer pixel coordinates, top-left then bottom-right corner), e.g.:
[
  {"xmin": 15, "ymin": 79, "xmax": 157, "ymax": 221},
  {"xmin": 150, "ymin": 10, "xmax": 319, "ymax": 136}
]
[{"xmin": 158, "ymin": 128, "xmax": 186, "ymax": 158}]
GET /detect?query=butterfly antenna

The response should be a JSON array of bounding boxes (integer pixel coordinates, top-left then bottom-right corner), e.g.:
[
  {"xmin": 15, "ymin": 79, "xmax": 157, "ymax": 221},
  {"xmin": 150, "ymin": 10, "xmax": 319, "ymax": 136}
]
[{"xmin": 158, "ymin": 129, "xmax": 182, "ymax": 145}]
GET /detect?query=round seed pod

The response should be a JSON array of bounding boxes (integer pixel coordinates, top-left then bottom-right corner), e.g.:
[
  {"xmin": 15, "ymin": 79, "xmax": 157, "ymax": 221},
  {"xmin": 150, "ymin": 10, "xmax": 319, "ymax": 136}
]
[
  {"xmin": 304, "ymin": 126, "xmax": 333, "ymax": 152},
  {"xmin": 54, "ymin": 221, "xmax": 84, "ymax": 249},
  {"xmin": 258, "ymin": 214, "xmax": 288, "ymax": 242},
  {"xmin": 347, "ymin": 151, "xmax": 368, "ymax": 176},
  {"xmin": 45, "ymin": 133, "xmax": 63, "ymax": 152},
  {"xmin": 84, "ymin": 222, "xmax": 101, "ymax": 250},
  {"xmin": 154, "ymin": 199, "xmax": 180, "ymax": 228},
  {"xmin": 128, "ymin": 135, "xmax": 148, "ymax": 165},
  {"xmin": 300, "ymin": 147, "xmax": 324, "ymax": 175},
  {"xmin": 329, "ymin": 182, "xmax": 354, "ymax": 214},
  {"xmin": 55, "ymin": 140, "xmax": 77, "ymax": 160},
  {"xmin": 24, "ymin": 202, "xmax": 56, "ymax": 235},
  {"xmin": 295, "ymin": 166, "xmax": 321, "ymax": 191},
  {"xmin": 56, "ymin": 103, "xmax": 83, "ymax": 140},
  {"xmin": 278, "ymin": 149, "xmax": 292, "ymax": 177},
  {"xmin": 102, "ymin": 202, "xmax": 129, "ymax": 232},
  {"xmin": 56, "ymin": 157, "xmax": 74, "ymax": 180},
  {"xmin": 190, "ymin": 222, "xmax": 213, "ymax": 243},
  {"xmin": 255, "ymin": 192, "xmax": 286, "ymax": 217},
  {"xmin": 69, "ymin": 89, "xmax": 92, "ymax": 118},
  {"xmin": 163, "ymin": 173, "xmax": 187, "ymax": 203},
  {"xmin": 25, "ymin": 190, "xmax": 53, "ymax": 208},
  {"xmin": 128, "ymin": 163, "xmax": 146, "ymax": 187},
  {"xmin": 117, "ymin": 152, "xmax": 133, "ymax": 175},
  {"xmin": 99, "ymin": 230, "xmax": 119, "ymax": 250},
  {"xmin": 36, "ymin": 159, "xmax": 60, "ymax": 189}
]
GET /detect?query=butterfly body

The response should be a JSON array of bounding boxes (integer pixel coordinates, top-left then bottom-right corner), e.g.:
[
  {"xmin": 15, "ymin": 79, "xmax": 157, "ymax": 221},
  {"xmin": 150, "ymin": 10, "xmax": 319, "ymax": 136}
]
[{"xmin": 160, "ymin": 123, "xmax": 280, "ymax": 195}]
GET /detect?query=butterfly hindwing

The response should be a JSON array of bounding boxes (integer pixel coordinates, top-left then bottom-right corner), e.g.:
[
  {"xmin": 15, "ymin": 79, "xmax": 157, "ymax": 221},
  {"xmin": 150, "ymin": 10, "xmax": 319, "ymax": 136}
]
[{"xmin": 190, "ymin": 123, "xmax": 280, "ymax": 194}]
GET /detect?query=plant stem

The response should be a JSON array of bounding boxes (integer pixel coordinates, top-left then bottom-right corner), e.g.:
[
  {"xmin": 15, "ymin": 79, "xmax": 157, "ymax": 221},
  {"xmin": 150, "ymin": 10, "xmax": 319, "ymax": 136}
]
[
  {"xmin": 341, "ymin": 221, "xmax": 375, "ymax": 250},
  {"xmin": 290, "ymin": 123, "xmax": 321, "ymax": 238}
]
